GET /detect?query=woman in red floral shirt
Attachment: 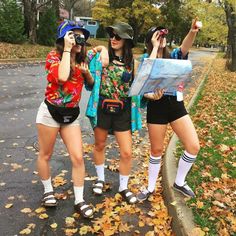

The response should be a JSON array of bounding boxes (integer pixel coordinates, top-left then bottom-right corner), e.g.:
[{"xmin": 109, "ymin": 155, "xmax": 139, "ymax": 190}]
[{"xmin": 36, "ymin": 20, "xmax": 107, "ymax": 218}]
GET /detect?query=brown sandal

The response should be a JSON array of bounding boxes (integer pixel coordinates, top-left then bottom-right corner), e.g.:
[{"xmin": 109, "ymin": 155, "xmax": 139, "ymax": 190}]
[{"xmin": 41, "ymin": 191, "xmax": 58, "ymax": 207}]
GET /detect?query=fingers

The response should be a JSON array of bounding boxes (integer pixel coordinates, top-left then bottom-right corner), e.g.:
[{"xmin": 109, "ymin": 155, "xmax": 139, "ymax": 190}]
[
  {"xmin": 153, "ymin": 88, "xmax": 164, "ymax": 100},
  {"xmin": 64, "ymin": 31, "xmax": 75, "ymax": 48}
]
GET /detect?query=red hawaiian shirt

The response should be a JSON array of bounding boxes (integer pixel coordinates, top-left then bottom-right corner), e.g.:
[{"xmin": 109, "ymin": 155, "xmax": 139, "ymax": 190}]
[{"xmin": 45, "ymin": 50, "xmax": 85, "ymax": 108}]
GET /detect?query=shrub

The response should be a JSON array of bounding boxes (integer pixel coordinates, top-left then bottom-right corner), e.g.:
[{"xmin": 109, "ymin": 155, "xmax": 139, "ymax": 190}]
[
  {"xmin": 37, "ymin": 7, "xmax": 57, "ymax": 46},
  {"xmin": 0, "ymin": 0, "xmax": 25, "ymax": 43}
]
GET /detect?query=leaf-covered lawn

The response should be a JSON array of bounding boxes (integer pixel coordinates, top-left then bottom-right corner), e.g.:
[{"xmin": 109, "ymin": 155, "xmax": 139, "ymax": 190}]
[
  {"xmin": 0, "ymin": 40, "xmax": 144, "ymax": 60},
  {"xmin": 178, "ymin": 58, "xmax": 236, "ymax": 235}
]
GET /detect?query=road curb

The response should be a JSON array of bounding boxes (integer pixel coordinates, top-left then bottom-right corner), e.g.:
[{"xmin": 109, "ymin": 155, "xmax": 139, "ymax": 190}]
[{"xmin": 161, "ymin": 58, "xmax": 215, "ymax": 236}]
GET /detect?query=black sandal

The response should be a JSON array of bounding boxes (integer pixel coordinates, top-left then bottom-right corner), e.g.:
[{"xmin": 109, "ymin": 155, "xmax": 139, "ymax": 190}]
[
  {"xmin": 92, "ymin": 180, "xmax": 105, "ymax": 195},
  {"xmin": 119, "ymin": 189, "xmax": 137, "ymax": 204},
  {"xmin": 74, "ymin": 201, "xmax": 94, "ymax": 218},
  {"xmin": 41, "ymin": 191, "xmax": 58, "ymax": 207}
]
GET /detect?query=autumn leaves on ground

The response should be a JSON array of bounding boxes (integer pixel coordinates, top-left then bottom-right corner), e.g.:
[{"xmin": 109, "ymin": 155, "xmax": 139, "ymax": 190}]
[
  {"xmin": 1, "ymin": 55, "xmax": 235, "ymax": 235},
  {"xmin": 182, "ymin": 58, "xmax": 236, "ymax": 236}
]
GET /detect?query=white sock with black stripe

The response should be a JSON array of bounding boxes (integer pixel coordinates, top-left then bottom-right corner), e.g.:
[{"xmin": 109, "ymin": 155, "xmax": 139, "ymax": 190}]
[
  {"xmin": 147, "ymin": 155, "xmax": 161, "ymax": 193},
  {"xmin": 175, "ymin": 150, "xmax": 197, "ymax": 186}
]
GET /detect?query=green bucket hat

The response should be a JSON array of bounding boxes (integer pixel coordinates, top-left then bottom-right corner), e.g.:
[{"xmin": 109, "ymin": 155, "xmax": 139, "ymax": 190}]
[{"xmin": 106, "ymin": 22, "xmax": 134, "ymax": 47}]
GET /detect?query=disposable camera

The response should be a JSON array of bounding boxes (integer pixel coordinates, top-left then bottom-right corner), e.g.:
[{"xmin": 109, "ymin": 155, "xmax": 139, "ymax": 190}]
[{"xmin": 159, "ymin": 29, "xmax": 168, "ymax": 37}]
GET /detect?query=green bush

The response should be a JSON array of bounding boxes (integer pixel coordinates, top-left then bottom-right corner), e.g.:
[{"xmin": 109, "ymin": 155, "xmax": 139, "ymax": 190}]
[
  {"xmin": 37, "ymin": 7, "xmax": 57, "ymax": 46},
  {"xmin": 96, "ymin": 24, "xmax": 106, "ymax": 38},
  {"xmin": 0, "ymin": 0, "xmax": 25, "ymax": 43}
]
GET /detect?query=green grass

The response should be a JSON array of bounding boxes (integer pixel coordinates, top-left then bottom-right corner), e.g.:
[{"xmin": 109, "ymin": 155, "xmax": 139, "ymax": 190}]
[{"xmin": 175, "ymin": 60, "xmax": 236, "ymax": 235}]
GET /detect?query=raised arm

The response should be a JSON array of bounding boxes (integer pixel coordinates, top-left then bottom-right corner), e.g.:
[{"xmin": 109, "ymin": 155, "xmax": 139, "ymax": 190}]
[
  {"xmin": 93, "ymin": 45, "xmax": 109, "ymax": 67},
  {"xmin": 180, "ymin": 18, "xmax": 201, "ymax": 57},
  {"xmin": 58, "ymin": 31, "xmax": 75, "ymax": 82}
]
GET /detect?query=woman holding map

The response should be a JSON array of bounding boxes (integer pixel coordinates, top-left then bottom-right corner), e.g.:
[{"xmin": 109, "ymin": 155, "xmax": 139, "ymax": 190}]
[{"xmin": 137, "ymin": 19, "xmax": 201, "ymax": 201}]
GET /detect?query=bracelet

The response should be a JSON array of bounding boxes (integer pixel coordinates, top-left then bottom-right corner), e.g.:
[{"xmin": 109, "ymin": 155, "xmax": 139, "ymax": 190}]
[{"xmin": 63, "ymin": 51, "xmax": 71, "ymax": 53}]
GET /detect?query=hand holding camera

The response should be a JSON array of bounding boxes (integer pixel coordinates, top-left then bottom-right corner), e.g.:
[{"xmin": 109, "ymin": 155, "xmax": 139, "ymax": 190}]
[{"xmin": 64, "ymin": 31, "xmax": 76, "ymax": 50}]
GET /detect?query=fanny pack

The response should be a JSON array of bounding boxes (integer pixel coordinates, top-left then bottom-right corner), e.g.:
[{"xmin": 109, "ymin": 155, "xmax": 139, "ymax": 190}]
[
  {"xmin": 45, "ymin": 100, "xmax": 80, "ymax": 124},
  {"xmin": 101, "ymin": 99, "xmax": 124, "ymax": 114}
]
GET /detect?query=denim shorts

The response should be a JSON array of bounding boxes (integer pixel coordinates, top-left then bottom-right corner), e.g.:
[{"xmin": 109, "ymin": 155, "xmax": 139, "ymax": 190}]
[{"xmin": 147, "ymin": 95, "xmax": 188, "ymax": 124}]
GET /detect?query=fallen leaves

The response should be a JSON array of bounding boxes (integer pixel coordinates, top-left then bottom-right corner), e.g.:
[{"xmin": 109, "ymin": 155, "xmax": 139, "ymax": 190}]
[{"xmin": 5, "ymin": 203, "xmax": 13, "ymax": 209}]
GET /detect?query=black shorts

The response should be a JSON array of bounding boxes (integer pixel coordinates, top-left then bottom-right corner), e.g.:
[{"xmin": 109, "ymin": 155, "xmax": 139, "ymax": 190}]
[
  {"xmin": 96, "ymin": 99, "xmax": 131, "ymax": 132},
  {"xmin": 147, "ymin": 95, "xmax": 188, "ymax": 124}
]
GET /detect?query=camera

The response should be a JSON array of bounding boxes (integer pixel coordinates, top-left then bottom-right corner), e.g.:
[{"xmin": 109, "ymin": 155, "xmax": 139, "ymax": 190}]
[
  {"xmin": 74, "ymin": 34, "xmax": 86, "ymax": 46},
  {"xmin": 159, "ymin": 29, "xmax": 168, "ymax": 37}
]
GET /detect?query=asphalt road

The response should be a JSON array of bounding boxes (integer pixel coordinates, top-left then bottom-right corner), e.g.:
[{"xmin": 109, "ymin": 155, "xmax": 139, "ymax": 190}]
[{"xmin": 0, "ymin": 49, "xmax": 217, "ymax": 236}]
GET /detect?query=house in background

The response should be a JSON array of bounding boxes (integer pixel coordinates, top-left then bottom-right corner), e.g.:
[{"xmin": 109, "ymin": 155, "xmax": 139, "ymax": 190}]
[{"xmin": 74, "ymin": 16, "xmax": 99, "ymax": 38}]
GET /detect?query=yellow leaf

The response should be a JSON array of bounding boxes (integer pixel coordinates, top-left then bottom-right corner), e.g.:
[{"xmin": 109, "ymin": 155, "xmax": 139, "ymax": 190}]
[
  {"xmin": 138, "ymin": 221, "xmax": 145, "ymax": 227},
  {"xmin": 196, "ymin": 201, "xmax": 204, "ymax": 209},
  {"xmin": 35, "ymin": 207, "xmax": 46, "ymax": 214},
  {"xmin": 79, "ymin": 226, "xmax": 91, "ymax": 235},
  {"xmin": 39, "ymin": 213, "xmax": 49, "ymax": 219},
  {"xmin": 171, "ymin": 201, "xmax": 177, "ymax": 206},
  {"xmin": 191, "ymin": 227, "xmax": 205, "ymax": 236},
  {"xmin": 65, "ymin": 217, "xmax": 75, "ymax": 226},
  {"xmin": 21, "ymin": 208, "xmax": 32, "ymax": 213},
  {"xmin": 19, "ymin": 228, "xmax": 31, "ymax": 235},
  {"xmin": 5, "ymin": 203, "xmax": 13, "ymax": 209},
  {"xmin": 50, "ymin": 223, "xmax": 58, "ymax": 229},
  {"xmin": 64, "ymin": 228, "xmax": 78, "ymax": 235}
]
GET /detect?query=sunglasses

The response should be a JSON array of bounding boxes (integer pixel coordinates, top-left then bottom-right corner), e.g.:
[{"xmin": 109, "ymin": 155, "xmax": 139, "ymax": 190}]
[
  {"xmin": 108, "ymin": 32, "xmax": 122, "ymax": 41},
  {"xmin": 59, "ymin": 20, "xmax": 85, "ymax": 36},
  {"xmin": 65, "ymin": 20, "xmax": 84, "ymax": 27}
]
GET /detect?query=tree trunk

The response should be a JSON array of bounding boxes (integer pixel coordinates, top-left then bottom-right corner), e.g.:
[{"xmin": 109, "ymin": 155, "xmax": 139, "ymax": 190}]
[{"xmin": 225, "ymin": 2, "xmax": 236, "ymax": 71}]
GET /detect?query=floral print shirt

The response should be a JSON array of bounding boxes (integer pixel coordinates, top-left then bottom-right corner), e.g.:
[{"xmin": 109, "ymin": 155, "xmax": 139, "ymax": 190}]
[
  {"xmin": 44, "ymin": 49, "xmax": 96, "ymax": 108},
  {"xmin": 99, "ymin": 62, "xmax": 132, "ymax": 100}
]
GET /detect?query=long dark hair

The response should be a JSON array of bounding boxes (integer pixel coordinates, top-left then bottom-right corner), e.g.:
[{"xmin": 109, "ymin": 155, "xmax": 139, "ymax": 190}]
[
  {"xmin": 56, "ymin": 38, "xmax": 86, "ymax": 64},
  {"xmin": 108, "ymin": 39, "xmax": 133, "ymax": 69}
]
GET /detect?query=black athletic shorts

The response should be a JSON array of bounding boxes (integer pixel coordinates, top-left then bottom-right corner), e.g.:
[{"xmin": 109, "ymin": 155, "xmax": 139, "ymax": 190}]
[
  {"xmin": 147, "ymin": 95, "xmax": 188, "ymax": 124},
  {"xmin": 96, "ymin": 98, "xmax": 131, "ymax": 132}
]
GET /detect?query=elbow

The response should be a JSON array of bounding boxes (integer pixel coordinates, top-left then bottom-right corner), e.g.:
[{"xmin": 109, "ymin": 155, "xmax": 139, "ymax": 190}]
[{"xmin": 58, "ymin": 75, "xmax": 68, "ymax": 83}]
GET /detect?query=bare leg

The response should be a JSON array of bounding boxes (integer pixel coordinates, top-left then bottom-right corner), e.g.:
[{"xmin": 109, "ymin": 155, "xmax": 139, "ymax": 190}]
[
  {"xmin": 60, "ymin": 125, "xmax": 84, "ymax": 187},
  {"xmin": 36, "ymin": 124, "xmax": 59, "ymax": 180}
]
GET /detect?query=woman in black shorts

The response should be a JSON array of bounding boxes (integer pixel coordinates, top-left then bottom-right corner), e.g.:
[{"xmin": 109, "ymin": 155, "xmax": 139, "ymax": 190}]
[
  {"xmin": 137, "ymin": 19, "xmax": 201, "ymax": 201},
  {"xmin": 86, "ymin": 22, "xmax": 143, "ymax": 204}
]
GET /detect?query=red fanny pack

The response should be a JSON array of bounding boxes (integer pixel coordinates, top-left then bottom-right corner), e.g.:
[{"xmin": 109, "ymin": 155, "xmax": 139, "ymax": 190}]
[{"xmin": 101, "ymin": 99, "xmax": 124, "ymax": 114}]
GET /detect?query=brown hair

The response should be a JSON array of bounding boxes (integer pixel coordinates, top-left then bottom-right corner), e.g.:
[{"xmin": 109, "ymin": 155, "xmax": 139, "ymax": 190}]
[
  {"xmin": 145, "ymin": 40, "xmax": 170, "ymax": 58},
  {"xmin": 108, "ymin": 39, "xmax": 133, "ymax": 69}
]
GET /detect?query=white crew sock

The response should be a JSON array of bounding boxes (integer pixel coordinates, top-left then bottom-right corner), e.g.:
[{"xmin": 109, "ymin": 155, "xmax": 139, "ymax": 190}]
[
  {"xmin": 41, "ymin": 177, "xmax": 53, "ymax": 194},
  {"xmin": 95, "ymin": 164, "xmax": 105, "ymax": 181},
  {"xmin": 147, "ymin": 155, "xmax": 161, "ymax": 193},
  {"xmin": 73, "ymin": 186, "xmax": 84, "ymax": 205},
  {"xmin": 175, "ymin": 151, "xmax": 197, "ymax": 186},
  {"xmin": 119, "ymin": 174, "xmax": 129, "ymax": 192}
]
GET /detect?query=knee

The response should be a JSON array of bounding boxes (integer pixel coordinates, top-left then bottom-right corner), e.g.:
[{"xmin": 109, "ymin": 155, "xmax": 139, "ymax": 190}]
[
  {"xmin": 71, "ymin": 155, "xmax": 84, "ymax": 168},
  {"xmin": 38, "ymin": 151, "xmax": 52, "ymax": 162},
  {"xmin": 151, "ymin": 147, "xmax": 163, "ymax": 157},
  {"xmin": 186, "ymin": 142, "xmax": 200, "ymax": 156},
  {"xmin": 94, "ymin": 141, "xmax": 106, "ymax": 153},
  {"xmin": 120, "ymin": 150, "xmax": 132, "ymax": 162}
]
